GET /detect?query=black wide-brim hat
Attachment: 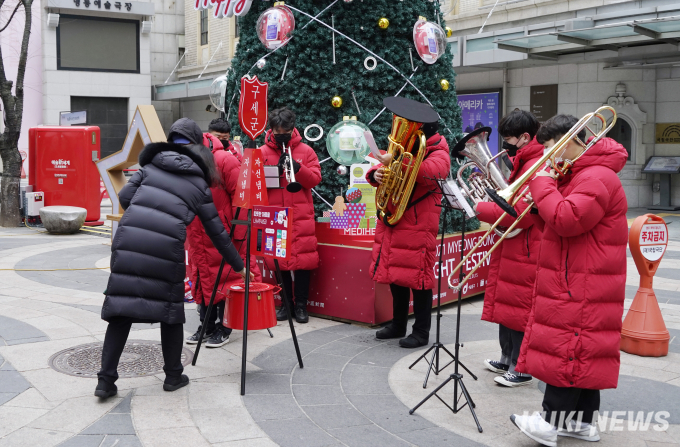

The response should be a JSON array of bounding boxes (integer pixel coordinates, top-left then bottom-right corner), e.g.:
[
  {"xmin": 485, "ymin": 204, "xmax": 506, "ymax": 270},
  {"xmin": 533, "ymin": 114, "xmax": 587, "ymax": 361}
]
[{"xmin": 383, "ymin": 97, "xmax": 440, "ymax": 124}]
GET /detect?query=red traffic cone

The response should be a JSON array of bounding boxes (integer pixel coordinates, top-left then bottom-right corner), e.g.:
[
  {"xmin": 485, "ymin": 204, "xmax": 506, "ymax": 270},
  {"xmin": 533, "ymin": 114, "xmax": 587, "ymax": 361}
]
[{"xmin": 621, "ymin": 214, "xmax": 670, "ymax": 357}]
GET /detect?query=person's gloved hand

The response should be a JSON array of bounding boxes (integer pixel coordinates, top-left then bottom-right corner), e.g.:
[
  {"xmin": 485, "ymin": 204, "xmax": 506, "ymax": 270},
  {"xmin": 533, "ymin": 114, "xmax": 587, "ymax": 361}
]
[
  {"xmin": 277, "ymin": 152, "xmax": 288, "ymax": 176},
  {"xmin": 291, "ymin": 159, "xmax": 301, "ymax": 173}
]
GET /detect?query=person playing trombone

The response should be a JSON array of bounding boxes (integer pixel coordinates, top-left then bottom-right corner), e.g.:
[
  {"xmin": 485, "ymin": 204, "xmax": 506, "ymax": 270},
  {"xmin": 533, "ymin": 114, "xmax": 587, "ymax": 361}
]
[
  {"xmin": 511, "ymin": 114, "xmax": 628, "ymax": 446},
  {"xmin": 474, "ymin": 110, "xmax": 544, "ymax": 388}
]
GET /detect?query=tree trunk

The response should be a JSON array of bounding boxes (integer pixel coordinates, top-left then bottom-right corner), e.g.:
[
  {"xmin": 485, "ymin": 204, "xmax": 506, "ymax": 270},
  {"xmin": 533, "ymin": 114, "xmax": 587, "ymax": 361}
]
[{"xmin": 0, "ymin": 147, "xmax": 22, "ymax": 227}]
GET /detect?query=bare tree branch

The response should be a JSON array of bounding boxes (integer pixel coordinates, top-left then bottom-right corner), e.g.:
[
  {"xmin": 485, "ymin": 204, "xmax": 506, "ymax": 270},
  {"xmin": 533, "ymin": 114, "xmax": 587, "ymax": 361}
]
[{"xmin": 0, "ymin": 2, "xmax": 22, "ymax": 33}]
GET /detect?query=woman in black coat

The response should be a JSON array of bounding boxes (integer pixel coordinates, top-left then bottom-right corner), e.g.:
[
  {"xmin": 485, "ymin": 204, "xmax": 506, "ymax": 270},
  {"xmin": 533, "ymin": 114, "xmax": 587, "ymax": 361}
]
[{"xmin": 96, "ymin": 136, "xmax": 249, "ymax": 398}]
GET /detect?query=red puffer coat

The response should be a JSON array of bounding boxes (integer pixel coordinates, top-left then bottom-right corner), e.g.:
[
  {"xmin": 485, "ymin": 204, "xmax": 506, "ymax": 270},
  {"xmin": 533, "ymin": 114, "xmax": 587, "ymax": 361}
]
[
  {"xmin": 260, "ymin": 129, "xmax": 321, "ymax": 271},
  {"xmin": 186, "ymin": 142, "xmax": 262, "ymax": 305},
  {"xmin": 516, "ymin": 137, "xmax": 628, "ymax": 390},
  {"xmin": 476, "ymin": 139, "xmax": 545, "ymax": 332},
  {"xmin": 366, "ymin": 134, "xmax": 451, "ymax": 290}
]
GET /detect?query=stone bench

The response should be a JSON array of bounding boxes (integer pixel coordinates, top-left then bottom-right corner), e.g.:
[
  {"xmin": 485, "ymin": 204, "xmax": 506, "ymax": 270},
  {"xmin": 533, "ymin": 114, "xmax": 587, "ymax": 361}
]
[{"xmin": 39, "ymin": 206, "xmax": 87, "ymax": 234}]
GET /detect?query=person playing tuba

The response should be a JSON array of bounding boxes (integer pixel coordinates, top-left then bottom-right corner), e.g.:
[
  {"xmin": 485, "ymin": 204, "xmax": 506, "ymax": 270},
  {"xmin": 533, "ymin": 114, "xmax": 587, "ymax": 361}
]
[{"xmin": 368, "ymin": 98, "xmax": 451, "ymax": 349}]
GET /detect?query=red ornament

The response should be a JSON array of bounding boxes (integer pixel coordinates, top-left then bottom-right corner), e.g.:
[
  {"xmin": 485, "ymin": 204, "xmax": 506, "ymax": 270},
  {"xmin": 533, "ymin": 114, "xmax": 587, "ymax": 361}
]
[
  {"xmin": 256, "ymin": 3, "xmax": 295, "ymax": 50},
  {"xmin": 413, "ymin": 17, "xmax": 447, "ymax": 65},
  {"xmin": 238, "ymin": 75, "xmax": 268, "ymax": 141}
]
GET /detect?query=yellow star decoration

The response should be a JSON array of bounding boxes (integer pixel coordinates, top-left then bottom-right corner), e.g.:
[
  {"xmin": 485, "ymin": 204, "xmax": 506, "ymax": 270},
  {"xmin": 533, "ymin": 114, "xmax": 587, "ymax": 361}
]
[{"xmin": 96, "ymin": 105, "xmax": 166, "ymax": 237}]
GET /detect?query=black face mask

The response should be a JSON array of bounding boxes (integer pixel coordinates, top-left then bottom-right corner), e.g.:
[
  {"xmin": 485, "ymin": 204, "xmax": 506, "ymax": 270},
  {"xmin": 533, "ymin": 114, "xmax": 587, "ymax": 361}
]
[
  {"xmin": 274, "ymin": 133, "xmax": 292, "ymax": 147},
  {"xmin": 219, "ymin": 139, "xmax": 230, "ymax": 148},
  {"xmin": 502, "ymin": 141, "xmax": 520, "ymax": 157}
]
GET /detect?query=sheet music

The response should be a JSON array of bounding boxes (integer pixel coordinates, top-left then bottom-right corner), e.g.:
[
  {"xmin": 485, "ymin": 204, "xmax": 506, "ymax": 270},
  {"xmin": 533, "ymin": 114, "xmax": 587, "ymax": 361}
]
[
  {"xmin": 363, "ymin": 131, "xmax": 382, "ymax": 158},
  {"xmin": 442, "ymin": 179, "xmax": 476, "ymax": 219}
]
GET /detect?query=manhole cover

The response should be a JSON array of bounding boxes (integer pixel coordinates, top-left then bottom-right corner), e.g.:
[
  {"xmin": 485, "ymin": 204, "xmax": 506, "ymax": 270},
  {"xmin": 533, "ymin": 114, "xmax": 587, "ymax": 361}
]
[{"xmin": 48, "ymin": 340, "xmax": 194, "ymax": 378}]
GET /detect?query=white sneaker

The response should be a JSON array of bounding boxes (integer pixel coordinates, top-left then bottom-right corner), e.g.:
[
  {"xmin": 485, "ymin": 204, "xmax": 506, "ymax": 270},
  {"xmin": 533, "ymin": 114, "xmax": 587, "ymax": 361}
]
[
  {"xmin": 558, "ymin": 419, "xmax": 600, "ymax": 442},
  {"xmin": 511, "ymin": 412, "xmax": 557, "ymax": 447},
  {"xmin": 495, "ymin": 372, "xmax": 533, "ymax": 387}
]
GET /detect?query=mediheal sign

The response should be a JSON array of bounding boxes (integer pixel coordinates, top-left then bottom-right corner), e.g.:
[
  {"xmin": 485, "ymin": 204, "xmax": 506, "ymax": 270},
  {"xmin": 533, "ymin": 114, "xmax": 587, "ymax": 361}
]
[{"xmin": 194, "ymin": 0, "xmax": 252, "ymax": 18}]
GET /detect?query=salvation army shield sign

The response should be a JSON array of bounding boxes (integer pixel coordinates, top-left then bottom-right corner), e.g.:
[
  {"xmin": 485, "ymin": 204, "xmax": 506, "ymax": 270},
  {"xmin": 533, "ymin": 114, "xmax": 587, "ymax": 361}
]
[{"xmin": 239, "ymin": 76, "xmax": 268, "ymax": 141}]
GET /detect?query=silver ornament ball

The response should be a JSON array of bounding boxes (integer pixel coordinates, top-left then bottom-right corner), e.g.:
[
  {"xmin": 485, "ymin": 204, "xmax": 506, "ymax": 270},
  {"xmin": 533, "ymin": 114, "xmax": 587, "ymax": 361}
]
[
  {"xmin": 256, "ymin": 58, "xmax": 266, "ymax": 69},
  {"xmin": 336, "ymin": 165, "xmax": 348, "ymax": 176}
]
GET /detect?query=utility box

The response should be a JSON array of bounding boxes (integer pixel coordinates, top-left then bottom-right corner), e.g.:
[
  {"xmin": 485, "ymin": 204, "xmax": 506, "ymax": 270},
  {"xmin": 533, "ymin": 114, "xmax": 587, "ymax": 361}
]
[
  {"xmin": 28, "ymin": 126, "xmax": 101, "ymax": 222},
  {"xmin": 25, "ymin": 192, "xmax": 44, "ymax": 217}
]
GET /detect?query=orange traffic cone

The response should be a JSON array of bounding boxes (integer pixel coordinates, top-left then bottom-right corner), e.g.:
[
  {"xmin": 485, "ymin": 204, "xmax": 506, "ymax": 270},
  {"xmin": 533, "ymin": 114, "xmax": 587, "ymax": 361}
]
[{"xmin": 620, "ymin": 214, "xmax": 670, "ymax": 357}]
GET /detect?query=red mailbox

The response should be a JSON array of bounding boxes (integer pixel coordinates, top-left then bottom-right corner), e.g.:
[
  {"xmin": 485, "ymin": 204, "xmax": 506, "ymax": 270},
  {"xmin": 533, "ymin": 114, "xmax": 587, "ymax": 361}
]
[{"xmin": 28, "ymin": 126, "xmax": 101, "ymax": 222}]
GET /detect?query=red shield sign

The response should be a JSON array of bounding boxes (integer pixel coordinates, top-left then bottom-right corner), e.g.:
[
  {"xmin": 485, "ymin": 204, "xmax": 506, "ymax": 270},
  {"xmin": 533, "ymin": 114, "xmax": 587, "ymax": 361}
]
[{"xmin": 239, "ymin": 76, "xmax": 268, "ymax": 140}]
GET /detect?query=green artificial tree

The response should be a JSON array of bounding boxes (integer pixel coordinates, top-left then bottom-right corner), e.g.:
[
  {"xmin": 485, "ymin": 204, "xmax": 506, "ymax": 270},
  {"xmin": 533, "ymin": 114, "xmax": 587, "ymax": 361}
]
[{"xmin": 224, "ymin": 0, "xmax": 479, "ymax": 233}]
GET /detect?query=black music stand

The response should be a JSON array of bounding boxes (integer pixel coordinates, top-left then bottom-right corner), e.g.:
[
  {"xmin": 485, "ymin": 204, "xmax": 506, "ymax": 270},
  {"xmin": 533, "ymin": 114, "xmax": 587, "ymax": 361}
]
[
  {"xmin": 409, "ymin": 178, "xmax": 483, "ymax": 433},
  {"xmin": 408, "ymin": 178, "xmax": 478, "ymax": 388}
]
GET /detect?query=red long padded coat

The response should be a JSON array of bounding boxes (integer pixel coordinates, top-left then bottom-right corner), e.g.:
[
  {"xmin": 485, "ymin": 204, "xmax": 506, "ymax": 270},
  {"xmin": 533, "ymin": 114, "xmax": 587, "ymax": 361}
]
[
  {"xmin": 260, "ymin": 129, "xmax": 321, "ymax": 271},
  {"xmin": 366, "ymin": 134, "xmax": 451, "ymax": 290},
  {"xmin": 476, "ymin": 139, "xmax": 545, "ymax": 332},
  {"xmin": 186, "ymin": 135, "xmax": 262, "ymax": 305},
  {"xmin": 516, "ymin": 137, "xmax": 628, "ymax": 390}
]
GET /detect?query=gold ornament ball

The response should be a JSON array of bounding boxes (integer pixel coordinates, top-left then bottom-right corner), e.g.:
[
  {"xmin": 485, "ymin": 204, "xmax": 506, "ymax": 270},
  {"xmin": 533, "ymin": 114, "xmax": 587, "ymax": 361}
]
[
  {"xmin": 440, "ymin": 79, "xmax": 450, "ymax": 91},
  {"xmin": 445, "ymin": 26, "xmax": 453, "ymax": 38},
  {"xmin": 378, "ymin": 18, "xmax": 389, "ymax": 29},
  {"xmin": 331, "ymin": 96, "xmax": 343, "ymax": 108}
]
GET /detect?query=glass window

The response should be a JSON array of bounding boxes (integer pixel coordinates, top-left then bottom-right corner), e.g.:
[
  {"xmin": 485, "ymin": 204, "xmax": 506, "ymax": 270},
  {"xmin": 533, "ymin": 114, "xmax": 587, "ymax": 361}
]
[
  {"xmin": 235, "ymin": 16, "xmax": 239, "ymax": 39},
  {"xmin": 57, "ymin": 15, "xmax": 139, "ymax": 73},
  {"xmin": 200, "ymin": 9, "xmax": 208, "ymax": 46}
]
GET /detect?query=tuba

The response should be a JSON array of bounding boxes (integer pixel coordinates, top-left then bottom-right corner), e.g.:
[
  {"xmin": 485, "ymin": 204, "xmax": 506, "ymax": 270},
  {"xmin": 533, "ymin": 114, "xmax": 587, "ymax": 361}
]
[
  {"xmin": 452, "ymin": 127, "xmax": 521, "ymax": 239},
  {"xmin": 375, "ymin": 97, "xmax": 438, "ymax": 226},
  {"xmin": 448, "ymin": 106, "xmax": 617, "ymax": 293}
]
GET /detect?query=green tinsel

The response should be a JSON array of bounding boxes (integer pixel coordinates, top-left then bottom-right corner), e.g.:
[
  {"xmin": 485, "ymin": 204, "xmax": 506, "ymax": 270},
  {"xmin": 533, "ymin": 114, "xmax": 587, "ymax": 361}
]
[{"xmin": 224, "ymin": 0, "xmax": 479, "ymax": 233}]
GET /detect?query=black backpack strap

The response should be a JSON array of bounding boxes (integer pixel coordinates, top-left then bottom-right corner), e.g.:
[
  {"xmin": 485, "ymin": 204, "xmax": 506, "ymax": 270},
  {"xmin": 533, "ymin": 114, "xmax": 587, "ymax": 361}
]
[{"xmin": 406, "ymin": 191, "xmax": 433, "ymax": 210}]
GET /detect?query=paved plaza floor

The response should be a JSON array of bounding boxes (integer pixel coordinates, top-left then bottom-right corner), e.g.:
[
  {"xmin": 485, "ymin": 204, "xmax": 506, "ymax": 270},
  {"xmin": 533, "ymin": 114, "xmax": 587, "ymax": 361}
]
[{"xmin": 0, "ymin": 209, "xmax": 679, "ymax": 446}]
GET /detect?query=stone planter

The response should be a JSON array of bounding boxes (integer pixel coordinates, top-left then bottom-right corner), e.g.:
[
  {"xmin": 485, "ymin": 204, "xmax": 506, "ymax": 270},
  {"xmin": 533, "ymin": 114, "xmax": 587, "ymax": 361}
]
[{"xmin": 39, "ymin": 206, "xmax": 87, "ymax": 234}]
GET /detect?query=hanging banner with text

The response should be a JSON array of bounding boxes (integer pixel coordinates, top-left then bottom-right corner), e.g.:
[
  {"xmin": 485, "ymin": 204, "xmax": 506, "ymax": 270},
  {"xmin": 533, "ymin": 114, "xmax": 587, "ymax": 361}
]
[{"xmin": 458, "ymin": 92, "xmax": 500, "ymax": 156}]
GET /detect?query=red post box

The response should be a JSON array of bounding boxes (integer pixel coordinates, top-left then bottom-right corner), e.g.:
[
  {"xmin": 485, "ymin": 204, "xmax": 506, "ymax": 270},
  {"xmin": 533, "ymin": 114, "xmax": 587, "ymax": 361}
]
[{"xmin": 28, "ymin": 126, "xmax": 101, "ymax": 222}]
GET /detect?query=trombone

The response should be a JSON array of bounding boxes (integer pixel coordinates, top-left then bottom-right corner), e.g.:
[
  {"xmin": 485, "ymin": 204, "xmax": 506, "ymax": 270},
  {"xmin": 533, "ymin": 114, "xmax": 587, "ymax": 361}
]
[
  {"xmin": 447, "ymin": 106, "xmax": 617, "ymax": 292},
  {"xmin": 283, "ymin": 143, "xmax": 302, "ymax": 193}
]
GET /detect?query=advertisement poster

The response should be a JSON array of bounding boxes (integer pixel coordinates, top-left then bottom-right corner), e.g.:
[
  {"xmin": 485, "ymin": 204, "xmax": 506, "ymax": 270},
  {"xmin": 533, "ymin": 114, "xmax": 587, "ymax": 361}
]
[
  {"xmin": 251, "ymin": 205, "xmax": 292, "ymax": 260},
  {"xmin": 458, "ymin": 92, "xmax": 500, "ymax": 156}
]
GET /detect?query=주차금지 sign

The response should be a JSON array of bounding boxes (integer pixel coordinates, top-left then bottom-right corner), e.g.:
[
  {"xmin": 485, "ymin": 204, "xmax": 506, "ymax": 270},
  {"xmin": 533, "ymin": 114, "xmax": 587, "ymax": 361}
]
[{"xmin": 639, "ymin": 222, "xmax": 668, "ymax": 262}]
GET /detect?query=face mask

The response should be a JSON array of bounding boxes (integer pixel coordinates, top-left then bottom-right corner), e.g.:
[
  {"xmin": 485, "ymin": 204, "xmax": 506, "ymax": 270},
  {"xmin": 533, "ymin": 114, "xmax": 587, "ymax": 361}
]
[
  {"xmin": 219, "ymin": 139, "xmax": 230, "ymax": 148},
  {"xmin": 502, "ymin": 141, "xmax": 520, "ymax": 157},
  {"xmin": 274, "ymin": 133, "xmax": 292, "ymax": 146}
]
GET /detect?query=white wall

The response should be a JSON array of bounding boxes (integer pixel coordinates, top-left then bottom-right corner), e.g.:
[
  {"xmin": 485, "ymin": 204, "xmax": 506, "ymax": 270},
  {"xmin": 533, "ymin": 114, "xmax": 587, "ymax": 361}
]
[
  {"xmin": 180, "ymin": 97, "xmax": 221, "ymax": 131},
  {"xmin": 455, "ymin": 62, "xmax": 680, "ymax": 208}
]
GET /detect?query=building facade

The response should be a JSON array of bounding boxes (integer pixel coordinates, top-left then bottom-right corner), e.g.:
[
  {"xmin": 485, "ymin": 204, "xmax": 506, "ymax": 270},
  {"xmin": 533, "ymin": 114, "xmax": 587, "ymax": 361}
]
[{"xmin": 445, "ymin": 0, "xmax": 680, "ymax": 208}]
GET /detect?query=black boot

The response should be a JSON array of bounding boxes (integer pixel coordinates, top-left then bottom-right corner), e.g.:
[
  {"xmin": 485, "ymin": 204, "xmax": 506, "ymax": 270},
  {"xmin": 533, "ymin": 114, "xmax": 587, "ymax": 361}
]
[
  {"xmin": 376, "ymin": 324, "xmax": 406, "ymax": 339},
  {"xmin": 163, "ymin": 374, "xmax": 189, "ymax": 392},
  {"xmin": 94, "ymin": 378, "xmax": 117, "ymax": 399},
  {"xmin": 276, "ymin": 306, "xmax": 289, "ymax": 321},
  {"xmin": 295, "ymin": 302, "xmax": 309, "ymax": 324}
]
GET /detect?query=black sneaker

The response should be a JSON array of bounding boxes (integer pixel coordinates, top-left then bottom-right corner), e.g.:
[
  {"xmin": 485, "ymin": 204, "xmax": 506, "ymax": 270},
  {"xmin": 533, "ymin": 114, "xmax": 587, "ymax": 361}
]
[
  {"xmin": 276, "ymin": 306, "xmax": 289, "ymax": 321},
  {"xmin": 185, "ymin": 326, "xmax": 213, "ymax": 345},
  {"xmin": 295, "ymin": 306, "xmax": 309, "ymax": 324},
  {"xmin": 494, "ymin": 372, "xmax": 533, "ymax": 387},
  {"xmin": 484, "ymin": 359, "xmax": 510, "ymax": 374},
  {"xmin": 206, "ymin": 327, "xmax": 230, "ymax": 348},
  {"xmin": 94, "ymin": 378, "xmax": 117, "ymax": 399},
  {"xmin": 163, "ymin": 374, "xmax": 189, "ymax": 392}
]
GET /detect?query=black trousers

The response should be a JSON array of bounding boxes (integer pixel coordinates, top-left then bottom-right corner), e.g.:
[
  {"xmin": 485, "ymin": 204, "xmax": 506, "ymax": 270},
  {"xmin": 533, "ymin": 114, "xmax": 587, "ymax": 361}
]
[
  {"xmin": 390, "ymin": 284, "xmax": 433, "ymax": 342},
  {"xmin": 542, "ymin": 384, "xmax": 600, "ymax": 428},
  {"xmin": 281, "ymin": 270, "xmax": 311, "ymax": 309},
  {"xmin": 499, "ymin": 324, "xmax": 526, "ymax": 374},
  {"xmin": 98, "ymin": 316, "xmax": 184, "ymax": 384},
  {"xmin": 198, "ymin": 301, "xmax": 232, "ymax": 335}
]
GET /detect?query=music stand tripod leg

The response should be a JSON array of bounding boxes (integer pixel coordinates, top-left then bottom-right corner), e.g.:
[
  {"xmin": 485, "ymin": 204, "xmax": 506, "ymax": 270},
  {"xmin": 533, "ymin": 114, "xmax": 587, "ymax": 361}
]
[{"xmin": 274, "ymin": 259, "xmax": 304, "ymax": 369}]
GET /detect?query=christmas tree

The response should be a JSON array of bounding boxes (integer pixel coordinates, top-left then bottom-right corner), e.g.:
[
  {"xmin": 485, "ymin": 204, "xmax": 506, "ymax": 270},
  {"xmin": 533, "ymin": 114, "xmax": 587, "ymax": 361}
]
[{"xmin": 224, "ymin": 0, "xmax": 479, "ymax": 233}]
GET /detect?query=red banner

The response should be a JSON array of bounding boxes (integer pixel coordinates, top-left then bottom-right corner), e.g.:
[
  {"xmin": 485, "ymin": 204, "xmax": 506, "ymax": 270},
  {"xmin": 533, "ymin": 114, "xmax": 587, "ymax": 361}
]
[
  {"xmin": 239, "ymin": 76, "xmax": 268, "ymax": 140},
  {"xmin": 234, "ymin": 148, "xmax": 268, "ymax": 209}
]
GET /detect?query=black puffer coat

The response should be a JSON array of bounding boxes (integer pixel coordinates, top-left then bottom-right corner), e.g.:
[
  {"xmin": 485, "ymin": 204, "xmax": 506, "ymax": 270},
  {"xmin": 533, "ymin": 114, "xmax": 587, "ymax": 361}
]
[{"xmin": 102, "ymin": 142, "xmax": 244, "ymax": 325}]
